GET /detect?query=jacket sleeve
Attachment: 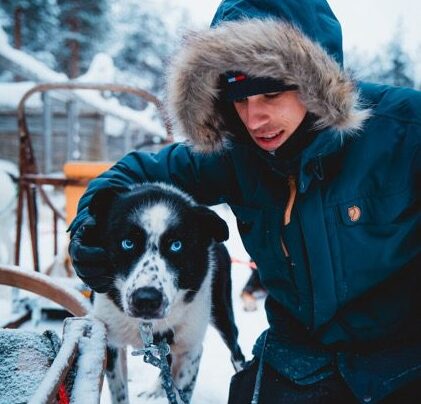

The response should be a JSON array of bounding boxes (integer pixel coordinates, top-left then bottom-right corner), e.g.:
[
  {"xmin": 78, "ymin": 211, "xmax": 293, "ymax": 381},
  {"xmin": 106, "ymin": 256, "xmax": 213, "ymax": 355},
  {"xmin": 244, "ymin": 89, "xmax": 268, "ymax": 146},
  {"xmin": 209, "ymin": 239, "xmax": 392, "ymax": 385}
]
[{"xmin": 68, "ymin": 142, "xmax": 236, "ymax": 234}]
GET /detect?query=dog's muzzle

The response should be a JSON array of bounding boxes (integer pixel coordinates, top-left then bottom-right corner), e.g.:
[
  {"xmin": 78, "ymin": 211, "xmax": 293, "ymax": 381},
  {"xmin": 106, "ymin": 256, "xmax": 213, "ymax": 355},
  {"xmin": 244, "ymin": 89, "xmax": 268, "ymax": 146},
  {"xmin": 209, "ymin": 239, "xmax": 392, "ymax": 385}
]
[{"xmin": 129, "ymin": 287, "xmax": 166, "ymax": 319}]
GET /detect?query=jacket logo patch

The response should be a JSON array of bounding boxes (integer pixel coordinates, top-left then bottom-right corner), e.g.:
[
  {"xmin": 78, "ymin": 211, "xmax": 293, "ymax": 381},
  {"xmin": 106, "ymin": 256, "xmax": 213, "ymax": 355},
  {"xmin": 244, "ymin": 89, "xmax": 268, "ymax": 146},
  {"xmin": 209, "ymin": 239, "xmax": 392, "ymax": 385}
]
[{"xmin": 348, "ymin": 205, "xmax": 361, "ymax": 222}]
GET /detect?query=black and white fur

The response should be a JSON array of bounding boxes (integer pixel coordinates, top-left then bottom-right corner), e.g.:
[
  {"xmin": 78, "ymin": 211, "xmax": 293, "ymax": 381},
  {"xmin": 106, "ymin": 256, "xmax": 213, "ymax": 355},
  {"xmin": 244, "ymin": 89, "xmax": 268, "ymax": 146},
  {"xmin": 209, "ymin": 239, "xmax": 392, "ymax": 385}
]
[{"xmin": 89, "ymin": 182, "xmax": 245, "ymax": 403}]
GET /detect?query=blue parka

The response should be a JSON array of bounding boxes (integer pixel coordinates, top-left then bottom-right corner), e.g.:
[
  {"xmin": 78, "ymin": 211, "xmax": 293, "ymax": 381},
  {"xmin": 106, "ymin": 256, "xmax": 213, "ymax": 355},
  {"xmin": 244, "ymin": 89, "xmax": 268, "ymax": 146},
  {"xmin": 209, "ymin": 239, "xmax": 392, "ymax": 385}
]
[{"xmin": 71, "ymin": 1, "xmax": 421, "ymax": 402}]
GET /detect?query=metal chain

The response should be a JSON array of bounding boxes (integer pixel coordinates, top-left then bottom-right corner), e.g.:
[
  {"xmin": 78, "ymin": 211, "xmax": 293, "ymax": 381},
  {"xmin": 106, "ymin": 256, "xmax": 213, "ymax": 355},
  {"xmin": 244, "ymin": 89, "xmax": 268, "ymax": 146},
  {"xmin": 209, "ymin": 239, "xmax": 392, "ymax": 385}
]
[{"xmin": 132, "ymin": 322, "xmax": 189, "ymax": 404}]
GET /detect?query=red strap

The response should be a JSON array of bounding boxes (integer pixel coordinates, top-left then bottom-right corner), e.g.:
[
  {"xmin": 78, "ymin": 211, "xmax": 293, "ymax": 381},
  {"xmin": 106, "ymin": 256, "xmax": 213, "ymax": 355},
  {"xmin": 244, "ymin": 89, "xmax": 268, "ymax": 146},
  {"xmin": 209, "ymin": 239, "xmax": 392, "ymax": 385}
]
[
  {"xmin": 231, "ymin": 257, "xmax": 257, "ymax": 269},
  {"xmin": 57, "ymin": 384, "xmax": 70, "ymax": 404}
]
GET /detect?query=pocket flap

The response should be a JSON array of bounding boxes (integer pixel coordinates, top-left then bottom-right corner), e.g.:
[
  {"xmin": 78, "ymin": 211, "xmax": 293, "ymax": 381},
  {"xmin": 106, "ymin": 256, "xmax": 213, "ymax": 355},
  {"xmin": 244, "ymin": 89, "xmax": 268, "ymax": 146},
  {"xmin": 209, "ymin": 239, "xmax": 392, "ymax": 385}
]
[{"xmin": 337, "ymin": 189, "xmax": 414, "ymax": 226}]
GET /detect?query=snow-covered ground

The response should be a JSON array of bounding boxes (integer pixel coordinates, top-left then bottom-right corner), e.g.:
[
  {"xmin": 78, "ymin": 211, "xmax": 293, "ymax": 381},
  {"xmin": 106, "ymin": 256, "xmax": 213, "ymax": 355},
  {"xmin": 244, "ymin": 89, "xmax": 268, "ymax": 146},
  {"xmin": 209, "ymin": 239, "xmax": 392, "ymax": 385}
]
[{"xmin": 0, "ymin": 191, "xmax": 268, "ymax": 403}]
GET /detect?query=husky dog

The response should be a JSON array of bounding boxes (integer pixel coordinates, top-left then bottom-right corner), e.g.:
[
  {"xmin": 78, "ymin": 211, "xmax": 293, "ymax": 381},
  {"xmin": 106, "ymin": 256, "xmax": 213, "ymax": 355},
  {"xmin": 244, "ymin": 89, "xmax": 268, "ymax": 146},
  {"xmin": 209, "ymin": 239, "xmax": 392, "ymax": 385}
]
[{"xmin": 89, "ymin": 182, "xmax": 245, "ymax": 403}]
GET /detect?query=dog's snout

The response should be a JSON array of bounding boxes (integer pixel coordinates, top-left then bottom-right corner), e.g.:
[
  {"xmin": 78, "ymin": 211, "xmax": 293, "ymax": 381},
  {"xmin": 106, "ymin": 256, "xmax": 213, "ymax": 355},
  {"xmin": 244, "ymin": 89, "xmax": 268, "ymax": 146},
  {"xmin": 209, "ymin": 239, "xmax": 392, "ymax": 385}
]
[{"xmin": 130, "ymin": 287, "xmax": 163, "ymax": 318}]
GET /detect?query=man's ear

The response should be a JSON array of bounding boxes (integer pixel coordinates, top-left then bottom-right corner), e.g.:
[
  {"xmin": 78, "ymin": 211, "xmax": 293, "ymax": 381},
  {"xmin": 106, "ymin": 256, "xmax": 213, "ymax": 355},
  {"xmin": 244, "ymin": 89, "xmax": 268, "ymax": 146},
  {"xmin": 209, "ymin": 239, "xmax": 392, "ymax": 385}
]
[
  {"xmin": 194, "ymin": 206, "xmax": 229, "ymax": 242},
  {"xmin": 88, "ymin": 186, "xmax": 127, "ymax": 220}
]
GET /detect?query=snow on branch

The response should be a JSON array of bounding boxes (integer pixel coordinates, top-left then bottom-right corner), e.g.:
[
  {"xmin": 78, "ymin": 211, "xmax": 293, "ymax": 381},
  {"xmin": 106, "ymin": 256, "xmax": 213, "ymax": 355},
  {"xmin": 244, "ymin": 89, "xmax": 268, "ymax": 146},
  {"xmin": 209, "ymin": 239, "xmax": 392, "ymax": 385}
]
[{"xmin": 0, "ymin": 25, "xmax": 166, "ymax": 138}]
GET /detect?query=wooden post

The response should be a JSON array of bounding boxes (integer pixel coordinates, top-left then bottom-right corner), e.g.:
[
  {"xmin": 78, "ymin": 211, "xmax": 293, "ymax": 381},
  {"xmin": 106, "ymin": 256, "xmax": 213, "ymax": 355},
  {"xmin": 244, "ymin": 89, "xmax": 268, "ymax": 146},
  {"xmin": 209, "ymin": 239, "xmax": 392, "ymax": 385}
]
[
  {"xmin": 123, "ymin": 122, "xmax": 131, "ymax": 153},
  {"xmin": 99, "ymin": 114, "xmax": 108, "ymax": 161},
  {"xmin": 66, "ymin": 100, "xmax": 80, "ymax": 161},
  {"xmin": 42, "ymin": 93, "xmax": 52, "ymax": 173}
]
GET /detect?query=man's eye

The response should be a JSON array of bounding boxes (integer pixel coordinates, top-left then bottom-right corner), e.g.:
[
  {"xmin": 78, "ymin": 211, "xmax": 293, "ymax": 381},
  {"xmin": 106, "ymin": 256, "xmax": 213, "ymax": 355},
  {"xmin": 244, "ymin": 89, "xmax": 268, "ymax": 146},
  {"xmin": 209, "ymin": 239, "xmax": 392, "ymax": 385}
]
[
  {"xmin": 121, "ymin": 239, "xmax": 135, "ymax": 250},
  {"xmin": 169, "ymin": 240, "xmax": 182, "ymax": 253},
  {"xmin": 264, "ymin": 92, "xmax": 282, "ymax": 99},
  {"xmin": 234, "ymin": 97, "xmax": 247, "ymax": 104}
]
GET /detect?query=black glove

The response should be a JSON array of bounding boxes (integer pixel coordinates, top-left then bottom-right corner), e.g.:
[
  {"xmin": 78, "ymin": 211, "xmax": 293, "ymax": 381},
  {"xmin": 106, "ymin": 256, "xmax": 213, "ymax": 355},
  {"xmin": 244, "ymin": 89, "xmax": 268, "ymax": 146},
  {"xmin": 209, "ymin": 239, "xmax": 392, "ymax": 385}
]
[{"xmin": 68, "ymin": 215, "xmax": 112, "ymax": 293}]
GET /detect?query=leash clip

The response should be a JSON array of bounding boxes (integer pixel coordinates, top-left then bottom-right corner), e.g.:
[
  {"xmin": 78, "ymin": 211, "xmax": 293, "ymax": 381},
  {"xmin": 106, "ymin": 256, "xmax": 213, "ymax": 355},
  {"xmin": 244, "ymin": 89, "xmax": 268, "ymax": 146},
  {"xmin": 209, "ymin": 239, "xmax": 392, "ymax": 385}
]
[
  {"xmin": 132, "ymin": 321, "xmax": 187, "ymax": 404},
  {"xmin": 132, "ymin": 322, "xmax": 168, "ymax": 357}
]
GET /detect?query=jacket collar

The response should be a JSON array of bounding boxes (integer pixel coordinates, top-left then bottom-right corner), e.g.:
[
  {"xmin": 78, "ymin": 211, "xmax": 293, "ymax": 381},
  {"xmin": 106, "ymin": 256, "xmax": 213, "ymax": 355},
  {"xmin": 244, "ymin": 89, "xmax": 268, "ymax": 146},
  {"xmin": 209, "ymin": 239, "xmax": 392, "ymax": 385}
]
[
  {"xmin": 298, "ymin": 128, "xmax": 344, "ymax": 193},
  {"xmin": 250, "ymin": 126, "xmax": 344, "ymax": 193}
]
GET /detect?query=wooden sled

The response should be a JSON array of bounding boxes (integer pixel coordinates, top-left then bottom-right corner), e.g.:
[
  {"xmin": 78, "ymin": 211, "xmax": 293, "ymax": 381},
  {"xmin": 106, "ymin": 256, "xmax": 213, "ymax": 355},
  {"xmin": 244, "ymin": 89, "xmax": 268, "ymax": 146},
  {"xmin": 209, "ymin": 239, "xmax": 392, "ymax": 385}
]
[{"xmin": 0, "ymin": 264, "xmax": 106, "ymax": 404}]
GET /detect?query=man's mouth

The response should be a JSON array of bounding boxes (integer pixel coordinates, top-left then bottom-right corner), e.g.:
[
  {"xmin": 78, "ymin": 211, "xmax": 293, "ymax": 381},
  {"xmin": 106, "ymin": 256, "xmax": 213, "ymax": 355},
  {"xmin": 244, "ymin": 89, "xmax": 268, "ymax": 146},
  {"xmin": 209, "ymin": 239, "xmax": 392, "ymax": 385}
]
[{"xmin": 256, "ymin": 130, "xmax": 284, "ymax": 142}]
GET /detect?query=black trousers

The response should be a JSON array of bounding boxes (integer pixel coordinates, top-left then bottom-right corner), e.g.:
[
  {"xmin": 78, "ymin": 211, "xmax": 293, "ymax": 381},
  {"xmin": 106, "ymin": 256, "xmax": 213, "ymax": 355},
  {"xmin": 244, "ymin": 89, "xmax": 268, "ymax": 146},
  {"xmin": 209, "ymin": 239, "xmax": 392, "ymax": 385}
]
[{"xmin": 228, "ymin": 358, "xmax": 420, "ymax": 404}]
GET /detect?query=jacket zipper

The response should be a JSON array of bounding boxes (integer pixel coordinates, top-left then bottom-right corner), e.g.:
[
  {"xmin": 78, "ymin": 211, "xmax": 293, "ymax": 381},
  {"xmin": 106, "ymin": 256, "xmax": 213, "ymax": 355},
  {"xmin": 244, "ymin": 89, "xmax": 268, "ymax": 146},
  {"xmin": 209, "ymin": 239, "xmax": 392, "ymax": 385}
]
[
  {"xmin": 280, "ymin": 175, "xmax": 297, "ymax": 258},
  {"xmin": 284, "ymin": 175, "xmax": 297, "ymax": 226},
  {"xmin": 280, "ymin": 175, "xmax": 299, "ymax": 301}
]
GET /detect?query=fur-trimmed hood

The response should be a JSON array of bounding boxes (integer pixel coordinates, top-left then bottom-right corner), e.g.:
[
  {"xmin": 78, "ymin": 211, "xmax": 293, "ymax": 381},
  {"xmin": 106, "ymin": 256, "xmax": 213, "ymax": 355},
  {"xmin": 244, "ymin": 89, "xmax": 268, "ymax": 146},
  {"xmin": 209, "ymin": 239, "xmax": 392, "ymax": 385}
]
[{"xmin": 167, "ymin": 19, "xmax": 370, "ymax": 153}]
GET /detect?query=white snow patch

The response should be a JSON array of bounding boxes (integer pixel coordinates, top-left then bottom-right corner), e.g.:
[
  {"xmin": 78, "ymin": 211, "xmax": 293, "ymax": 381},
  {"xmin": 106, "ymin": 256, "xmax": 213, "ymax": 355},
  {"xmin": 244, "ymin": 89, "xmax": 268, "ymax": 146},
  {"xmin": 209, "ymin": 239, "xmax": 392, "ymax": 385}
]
[
  {"xmin": 0, "ymin": 25, "xmax": 166, "ymax": 138},
  {"xmin": 0, "ymin": 81, "xmax": 42, "ymax": 109},
  {"xmin": 76, "ymin": 53, "xmax": 115, "ymax": 84},
  {"xmin": 70, "ymin": 319, "xmax": 107, "ymax": 404}
]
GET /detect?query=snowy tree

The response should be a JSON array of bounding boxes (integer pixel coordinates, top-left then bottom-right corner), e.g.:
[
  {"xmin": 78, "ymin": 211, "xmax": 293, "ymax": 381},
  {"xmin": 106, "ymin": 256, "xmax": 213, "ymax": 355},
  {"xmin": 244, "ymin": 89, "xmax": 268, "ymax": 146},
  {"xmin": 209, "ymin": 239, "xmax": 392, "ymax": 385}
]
[
  {"xmin": 379, "ymin": 34, "xmax": 415, "ymax": 88},
  {"xmin": 0, "ymin": 0, "xmax": 59, "ymax": 68},
  {"xmin": 110, "ymin": 0, "xmax": 191, "ymax": 108},
  {"xmin": 345, "ymin": 24, "xmax": 417, "ymax": 89},
  {"xmin": 54, "ymin": 0, "xmax": 111, "ymax": 78}
]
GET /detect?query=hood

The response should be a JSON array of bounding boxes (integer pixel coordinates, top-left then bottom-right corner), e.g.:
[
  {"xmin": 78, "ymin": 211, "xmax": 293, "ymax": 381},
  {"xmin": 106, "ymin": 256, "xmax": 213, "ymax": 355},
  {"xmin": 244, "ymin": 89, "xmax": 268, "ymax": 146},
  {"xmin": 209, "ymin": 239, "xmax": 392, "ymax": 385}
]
[
  {"xmin": 167, "ymin": 12, "xmax": 370, "ymax": 153},
  {"xmin": 211, "ymin": 0, "xmax": 344, "ymax": 66}
]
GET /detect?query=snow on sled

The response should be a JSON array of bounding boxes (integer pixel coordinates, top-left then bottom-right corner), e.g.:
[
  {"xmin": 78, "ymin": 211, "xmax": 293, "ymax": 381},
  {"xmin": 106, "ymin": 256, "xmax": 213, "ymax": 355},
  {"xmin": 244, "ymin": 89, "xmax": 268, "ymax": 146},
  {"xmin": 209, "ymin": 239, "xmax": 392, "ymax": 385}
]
[{"xmin": 0, "ymin": 265, "xmax": 107, "ymax": 404}]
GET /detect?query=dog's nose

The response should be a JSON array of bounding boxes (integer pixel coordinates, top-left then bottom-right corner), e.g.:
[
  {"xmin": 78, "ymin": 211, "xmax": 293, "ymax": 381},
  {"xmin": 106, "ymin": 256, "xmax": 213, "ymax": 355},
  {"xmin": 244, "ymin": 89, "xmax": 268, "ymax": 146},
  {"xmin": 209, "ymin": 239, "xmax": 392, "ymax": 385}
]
[{"xmin": 131, "ymin": 287, "xmax": 163, "ymax": 318}]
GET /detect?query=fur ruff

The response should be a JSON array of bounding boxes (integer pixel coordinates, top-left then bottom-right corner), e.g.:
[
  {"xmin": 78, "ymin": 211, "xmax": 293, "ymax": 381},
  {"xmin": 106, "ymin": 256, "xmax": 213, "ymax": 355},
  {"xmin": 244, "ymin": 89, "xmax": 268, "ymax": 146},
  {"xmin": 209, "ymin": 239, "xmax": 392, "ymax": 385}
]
[{"xmin": 167, "ymin": 19, "xmax": 371, "ymax": 153}]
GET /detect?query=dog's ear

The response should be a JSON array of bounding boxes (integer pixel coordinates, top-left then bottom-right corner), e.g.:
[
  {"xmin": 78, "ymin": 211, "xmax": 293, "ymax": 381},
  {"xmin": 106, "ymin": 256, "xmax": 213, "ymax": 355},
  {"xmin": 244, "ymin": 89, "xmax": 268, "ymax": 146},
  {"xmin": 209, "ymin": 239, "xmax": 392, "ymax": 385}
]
[
  {"xmin": 194, "ymin": 206, "xmax": 229, "ymax": 242},
  {"xmin": 89, "ymin": 186, "xmax": 127, "ymax": 219}
]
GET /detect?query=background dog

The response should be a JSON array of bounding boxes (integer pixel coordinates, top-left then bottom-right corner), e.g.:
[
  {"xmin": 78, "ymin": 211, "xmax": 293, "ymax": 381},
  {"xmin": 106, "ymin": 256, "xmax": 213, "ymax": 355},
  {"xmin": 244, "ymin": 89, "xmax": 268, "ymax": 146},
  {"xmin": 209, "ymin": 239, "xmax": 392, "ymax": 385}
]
[{"xmin": 88, "ymin": 182, "xmax": 245, "ymax": 403}]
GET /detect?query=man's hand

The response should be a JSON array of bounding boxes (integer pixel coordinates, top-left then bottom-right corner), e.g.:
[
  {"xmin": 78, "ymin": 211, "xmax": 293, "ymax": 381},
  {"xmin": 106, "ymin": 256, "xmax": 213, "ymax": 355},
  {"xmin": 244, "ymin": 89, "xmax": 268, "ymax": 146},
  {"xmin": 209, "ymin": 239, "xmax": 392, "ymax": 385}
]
[{"xmin": 68, "ymin": 216, "xmax": 112, "ymax": 293}]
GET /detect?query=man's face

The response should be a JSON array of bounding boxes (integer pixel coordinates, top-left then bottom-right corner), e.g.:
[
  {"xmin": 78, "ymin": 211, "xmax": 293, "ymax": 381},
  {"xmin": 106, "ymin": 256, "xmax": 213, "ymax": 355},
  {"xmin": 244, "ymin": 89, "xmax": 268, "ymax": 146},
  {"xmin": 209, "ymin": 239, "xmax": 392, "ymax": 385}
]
[{"xmin": 233, "ymin": 90, "xmax": 307, "ymax": 152}]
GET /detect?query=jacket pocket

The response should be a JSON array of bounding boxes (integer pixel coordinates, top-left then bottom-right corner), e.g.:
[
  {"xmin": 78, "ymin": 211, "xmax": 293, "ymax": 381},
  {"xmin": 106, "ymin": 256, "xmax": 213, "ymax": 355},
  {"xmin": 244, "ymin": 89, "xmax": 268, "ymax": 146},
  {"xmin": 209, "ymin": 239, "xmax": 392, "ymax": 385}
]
[
  {"xmin": 337, "ymin": 188, "xmax": 415, "ymax": 226},
  {"xmin": 333, "ymin": 187, "xmax": 418, "ymax": 301}
]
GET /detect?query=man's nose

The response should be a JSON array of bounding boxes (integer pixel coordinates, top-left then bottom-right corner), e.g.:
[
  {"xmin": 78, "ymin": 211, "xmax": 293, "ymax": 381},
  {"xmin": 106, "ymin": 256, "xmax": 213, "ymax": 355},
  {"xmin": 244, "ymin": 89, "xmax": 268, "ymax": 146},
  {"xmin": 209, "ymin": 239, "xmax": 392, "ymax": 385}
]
[{"xmin": 245, "ymin": 97, "xmax": 269, "ymax": 131}]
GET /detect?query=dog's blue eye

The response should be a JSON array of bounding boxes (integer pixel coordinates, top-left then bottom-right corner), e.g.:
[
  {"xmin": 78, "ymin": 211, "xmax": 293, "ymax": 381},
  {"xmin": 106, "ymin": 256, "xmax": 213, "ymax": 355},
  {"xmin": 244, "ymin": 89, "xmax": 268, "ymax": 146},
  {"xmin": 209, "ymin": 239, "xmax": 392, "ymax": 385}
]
[
  {"xmin": 121, "ymin": 239, "xmax": 134, "ymax": 250},
  {"xmin": 170, "ymin": 240, "xmax": 182, "ymax": 253}
]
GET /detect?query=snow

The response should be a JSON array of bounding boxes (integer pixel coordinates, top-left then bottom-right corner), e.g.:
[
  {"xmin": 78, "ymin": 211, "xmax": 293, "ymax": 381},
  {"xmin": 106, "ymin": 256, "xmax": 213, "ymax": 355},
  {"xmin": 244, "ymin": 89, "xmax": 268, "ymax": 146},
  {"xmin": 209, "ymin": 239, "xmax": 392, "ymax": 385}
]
[
  {"xmin": 0, "ymin": 328, "xmax": 60, "ymax": 403},
  {"xmin": 0, "ymin": 309, "xmax": 28, "ymax": 328},
  {"xmin": 0, "ymin": 81, "xmax": 43, "ymax": 110},
  {"xmin": 0, "ymin": 264, "xmax": 91, "ymax": 317},
  {"xmin": 28, "ymin": 323, "xmax": 79, "ymax": 404},
  {"xmin": 26, "ymin": 317, "xmax": 106, "ymax": 404},
  {"xmin": 0, "ymin": 316, "xmax": 106, "ymax": 404},
  {"xmin": 0, "ymin": 25, "xmax": 165, "ymax": 138},
  {"xmin": 0, "ymin": 26, "xmax": 67, "ymax": 83},
  {"xmin": 71, "ymin": 86, "xmax": 165, "ymax": 138},
  {"xmin": 0, "ymin": 79, "xmax": 164, "ymax": 137},
  {"xmin": 70, "ymin": 318, "xmax": 107, "ymax": 404},
  {"xmin": 105, "ymin": 115, "xmax": 128, "ymax": 137},
  {"xmin": 76, "ymin": 53, "xmax": 116, "ymax": 84}
]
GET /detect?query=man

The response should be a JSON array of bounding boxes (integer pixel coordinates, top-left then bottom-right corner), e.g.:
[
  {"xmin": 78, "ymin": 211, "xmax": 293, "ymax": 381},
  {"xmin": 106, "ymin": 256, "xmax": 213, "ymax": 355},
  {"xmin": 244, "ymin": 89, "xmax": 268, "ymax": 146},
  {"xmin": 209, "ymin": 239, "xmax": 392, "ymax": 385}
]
[{"xmin": 69, "ymin": 0, "xmax": 420, "ymax": 402}]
